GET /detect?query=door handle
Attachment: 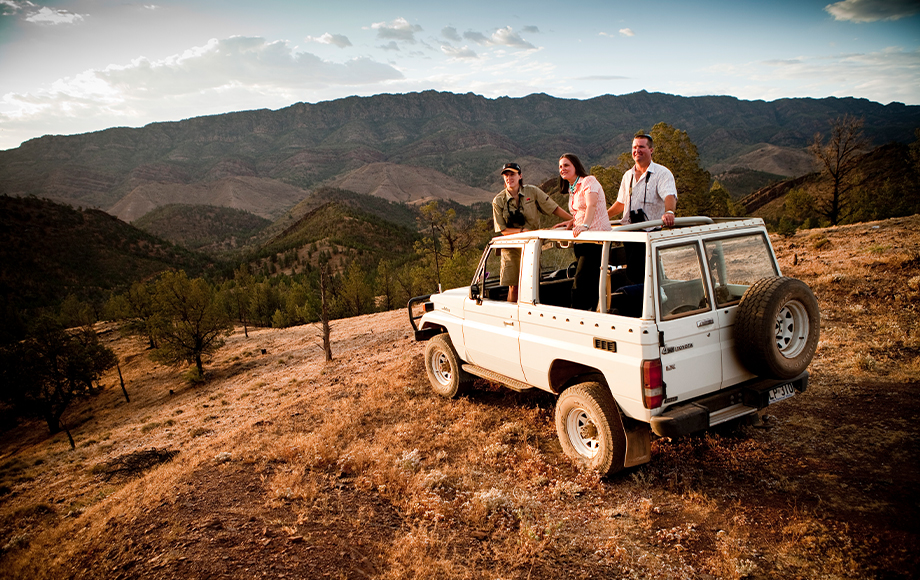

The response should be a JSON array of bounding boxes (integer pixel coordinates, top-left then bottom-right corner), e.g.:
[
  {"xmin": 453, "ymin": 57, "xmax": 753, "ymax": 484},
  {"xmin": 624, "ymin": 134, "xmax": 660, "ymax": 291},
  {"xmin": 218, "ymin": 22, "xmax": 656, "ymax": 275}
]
[
  {"xmin": 696, "ymin": 318, "xmax": 714, "ymax": 327},
  {"xmin": 504, "ymin": 320, "xmax": 515, "ymax": 327}
]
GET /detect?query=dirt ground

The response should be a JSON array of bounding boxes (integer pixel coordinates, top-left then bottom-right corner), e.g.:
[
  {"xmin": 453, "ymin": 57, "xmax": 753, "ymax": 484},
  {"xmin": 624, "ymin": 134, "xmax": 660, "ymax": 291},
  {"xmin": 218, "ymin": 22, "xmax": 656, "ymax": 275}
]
[{"xmin": 1, "ymin": 216, "xmax": 919, "ymax": 580}]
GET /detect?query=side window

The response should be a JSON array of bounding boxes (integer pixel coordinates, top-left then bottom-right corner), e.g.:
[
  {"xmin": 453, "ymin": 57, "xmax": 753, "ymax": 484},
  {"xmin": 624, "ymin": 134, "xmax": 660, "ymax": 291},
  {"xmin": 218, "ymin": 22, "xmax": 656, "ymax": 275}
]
[
  {"xmin": 477, "ymin": 246, "xmax": 521, "ymax": 302},
  {"xmin": 656, "ymin": 243, "xmax": 711, "ymax": 320},
  {"xmin": 535, "ymin": 241, "xmax": 575, "ymax": 308},
  {"xmin": 704, "ymin": 235, "xmax": 779, "ymax": 307}
]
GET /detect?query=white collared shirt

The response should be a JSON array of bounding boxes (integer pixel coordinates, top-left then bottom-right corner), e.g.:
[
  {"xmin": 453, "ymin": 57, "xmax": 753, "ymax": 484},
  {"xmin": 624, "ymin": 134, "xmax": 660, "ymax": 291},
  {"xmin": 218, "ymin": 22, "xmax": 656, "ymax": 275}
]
[{"xmin": 616, "ymin": 161, "xmax": 678, "ymax": 224}]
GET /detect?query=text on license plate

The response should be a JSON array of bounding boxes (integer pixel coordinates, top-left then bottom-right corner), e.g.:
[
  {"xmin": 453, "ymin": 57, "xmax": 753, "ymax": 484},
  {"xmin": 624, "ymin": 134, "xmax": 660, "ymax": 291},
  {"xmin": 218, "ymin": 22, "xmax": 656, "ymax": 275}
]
[{"xmin": 768, "ymin": 383, "xmax": 796, "ymax": 404}]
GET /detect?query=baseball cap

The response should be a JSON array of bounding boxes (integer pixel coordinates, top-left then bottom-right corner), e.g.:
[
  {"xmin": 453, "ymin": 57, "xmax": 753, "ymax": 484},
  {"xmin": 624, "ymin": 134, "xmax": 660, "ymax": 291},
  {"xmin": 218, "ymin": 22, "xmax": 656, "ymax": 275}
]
[{"xmin": 500, "ymin": 162, "xmax": 521, "ymax": 174}]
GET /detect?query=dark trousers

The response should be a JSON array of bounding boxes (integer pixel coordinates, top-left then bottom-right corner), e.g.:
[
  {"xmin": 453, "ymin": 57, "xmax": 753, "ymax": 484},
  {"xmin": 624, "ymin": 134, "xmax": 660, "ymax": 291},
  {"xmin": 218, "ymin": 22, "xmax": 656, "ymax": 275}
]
[{"xmin": 571, "ymin": 243, "xmax": 602, "ymax": 311}]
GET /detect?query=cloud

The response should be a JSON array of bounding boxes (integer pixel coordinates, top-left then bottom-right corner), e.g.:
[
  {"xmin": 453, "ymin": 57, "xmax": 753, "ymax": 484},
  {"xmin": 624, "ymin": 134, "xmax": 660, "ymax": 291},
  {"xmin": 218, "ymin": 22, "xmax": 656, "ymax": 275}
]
[
  {"xmin": 11, "ymin": 1, "xmax": 84, "ymax": 25},
  {"xmin": 378, "ymin": 41, "xmax": 400, "ymax": 51},
  {"xmin": 619, "ymin": 28, "xmax": 635, "ymax": 37},
  {"xmin": 441, "ymin": 45, "xmax": 478, "ymax": 59},
  {"xmin": 0, "ymin": 0, "xmax": 24, "ymax": 15},
  {"xmin": 825, "ymin": 0, "xmax": 919, "ymax": 22},
  {"xmin": 441, "ymin": 26, "xmax": 461, "ymax": 42},
  {"xmin": 462, "ymin": 26, "xmax": 535, "ymax": 49},
  {"xmin": 0, "ymin": 36, "xmax": 404, "ymax": 139},
  {"xmin": 576, "ymin": 75, "xmax": 630, "ymax": 81},
  {"xmin": 306, "ymin": 32, "xmax": 352, "ymax": 48},
  {"xmin": 463, "ymin": 31, "xmax": 489, "ymax": 44},
  {"xmin": 1, "ymin": 1, "xmax": 86, "ymax": 24},
  {"xmin": 522, "ymin": 25, "xmax": 539, "ymax": 33},
  {"xmin": 371, "ymin": 17, "xmax": 422, "ymax": 43},
  {"xmin": 701, "ymin": 46, "xmax": 920, "ymax": 105}
]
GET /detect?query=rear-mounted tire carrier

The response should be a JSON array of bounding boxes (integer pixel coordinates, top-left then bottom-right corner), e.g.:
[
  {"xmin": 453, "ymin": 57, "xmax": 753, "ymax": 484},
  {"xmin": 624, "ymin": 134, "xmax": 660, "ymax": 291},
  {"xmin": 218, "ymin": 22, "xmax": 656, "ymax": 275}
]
[{"xmin": 734, "ymin": 277, "xmax": 820, "ymax": 380}]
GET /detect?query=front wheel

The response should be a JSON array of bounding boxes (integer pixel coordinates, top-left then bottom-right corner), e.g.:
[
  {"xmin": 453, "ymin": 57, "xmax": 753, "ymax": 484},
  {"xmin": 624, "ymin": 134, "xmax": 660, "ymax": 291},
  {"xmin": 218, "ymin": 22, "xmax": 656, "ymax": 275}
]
[
  {"xmin": 555, "ymin": 381, "xmax": 627, "ymax": 476},
  {"xmin": 424, "ymin": 334, "xmax": 471, "ymax": 398}
]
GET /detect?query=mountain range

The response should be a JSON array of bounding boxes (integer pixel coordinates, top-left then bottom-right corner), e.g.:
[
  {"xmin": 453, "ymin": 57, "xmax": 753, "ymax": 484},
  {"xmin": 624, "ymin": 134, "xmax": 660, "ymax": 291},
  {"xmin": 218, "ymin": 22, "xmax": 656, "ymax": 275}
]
[{"xmin": 1, "ymin": 90, "xmax": 917, "ymax": 225}]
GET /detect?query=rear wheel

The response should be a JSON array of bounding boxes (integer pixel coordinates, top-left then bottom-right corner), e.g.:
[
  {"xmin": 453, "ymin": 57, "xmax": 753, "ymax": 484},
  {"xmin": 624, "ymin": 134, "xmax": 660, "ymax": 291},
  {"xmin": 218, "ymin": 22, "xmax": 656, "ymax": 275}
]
[
  {"xmin": 424, "ymin": 334, "xmax": 470, "ymax": 398},
  {"xmin": 735, "ymin": 277, "xmax": 820, "ymax": 379},
  {"xmin": 555, "ymin": 381, "xmax": 627, "ymax": 476}
]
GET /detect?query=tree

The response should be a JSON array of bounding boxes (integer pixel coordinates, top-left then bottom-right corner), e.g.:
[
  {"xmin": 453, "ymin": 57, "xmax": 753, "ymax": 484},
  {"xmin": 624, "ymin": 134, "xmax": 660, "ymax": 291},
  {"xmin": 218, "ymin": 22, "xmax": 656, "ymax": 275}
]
[
  {"xmin": 317, "ymin": 264, "xmax": 333, "ymax": 362},
  {"xmin": 416, "ymin": 201, "xmax": 490, "ymax": 292},
  {"xmin": 108, "ymin": 280, "xmax": 162, "ymax": 349},
  {"xmin": 707, "ymin": 181, "xmax": 732, "ymax": 217},
  {"xmin": 338, "ymin": 260, "xmax": 375, "ymax": 318},
  {"xmin": 151, "ymin": 271, "xmax": 232, "ymax": 379},
  {"xmin": 374, "ymin": 259, "xmax": 397, "ymax": 312},
  {"xmin": 231, "ymin": 264, "xmax": 254, "ymax": 337},
  {"xmin": 0, "ymin": 317, "xmax": 116, "ymax": 443},
  {"xmin": 784, "ymin": 189, "xmax": 817, "ymax": 223},
  {"xmin": 810, "ymin": 114, "xmax": 870, "ymax": 225}
]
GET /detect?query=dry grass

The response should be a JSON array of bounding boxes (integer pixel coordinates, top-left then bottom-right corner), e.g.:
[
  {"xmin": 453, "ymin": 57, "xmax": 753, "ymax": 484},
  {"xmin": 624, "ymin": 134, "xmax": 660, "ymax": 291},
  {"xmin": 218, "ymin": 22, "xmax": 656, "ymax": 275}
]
[{"xmin": 1, "ymin": 216, "xmax": 919, "ymax": 579}]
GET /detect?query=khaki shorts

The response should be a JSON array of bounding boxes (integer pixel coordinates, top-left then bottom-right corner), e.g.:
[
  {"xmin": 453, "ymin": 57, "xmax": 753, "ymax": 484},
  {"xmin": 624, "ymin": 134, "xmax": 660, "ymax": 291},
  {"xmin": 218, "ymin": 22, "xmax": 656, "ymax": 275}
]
[{"xmin": 499, "ymin": 248, "xmax": 522, "ymax": 286}]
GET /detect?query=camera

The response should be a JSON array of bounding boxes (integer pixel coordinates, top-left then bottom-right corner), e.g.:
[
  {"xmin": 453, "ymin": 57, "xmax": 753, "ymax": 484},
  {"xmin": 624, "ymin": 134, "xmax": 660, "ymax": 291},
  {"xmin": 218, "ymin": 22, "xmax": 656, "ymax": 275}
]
[
  {"xmin": 507, "ymin": 207, "xmax": 526, "ymax": 228},
  {"xmin": 629, "ymin": 208, "xmax": 649, "ymax": 223}
]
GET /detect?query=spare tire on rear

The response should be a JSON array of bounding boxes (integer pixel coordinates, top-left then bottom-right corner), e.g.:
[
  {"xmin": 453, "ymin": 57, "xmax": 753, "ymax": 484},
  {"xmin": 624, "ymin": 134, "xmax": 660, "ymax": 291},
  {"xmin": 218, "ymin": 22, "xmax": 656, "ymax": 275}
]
[{"xmin": 734, "ymin": 277, "xmax": 820, "ymax": 380}]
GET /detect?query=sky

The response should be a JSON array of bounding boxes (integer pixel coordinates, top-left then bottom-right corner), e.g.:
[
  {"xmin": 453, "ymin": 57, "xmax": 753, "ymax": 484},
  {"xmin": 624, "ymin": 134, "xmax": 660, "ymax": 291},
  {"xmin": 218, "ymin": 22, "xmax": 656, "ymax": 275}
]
[{"xmin": 0, "ymin": 0, "xmax": 918, "ymax": 151}]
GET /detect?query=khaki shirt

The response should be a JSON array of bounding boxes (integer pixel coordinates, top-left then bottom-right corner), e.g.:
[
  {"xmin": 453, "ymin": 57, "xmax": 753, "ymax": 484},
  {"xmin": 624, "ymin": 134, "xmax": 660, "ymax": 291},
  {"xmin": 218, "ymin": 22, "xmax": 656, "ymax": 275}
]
[{"xmin": 492, "ymin": 184, "xmax": 560, "ymax": 232}]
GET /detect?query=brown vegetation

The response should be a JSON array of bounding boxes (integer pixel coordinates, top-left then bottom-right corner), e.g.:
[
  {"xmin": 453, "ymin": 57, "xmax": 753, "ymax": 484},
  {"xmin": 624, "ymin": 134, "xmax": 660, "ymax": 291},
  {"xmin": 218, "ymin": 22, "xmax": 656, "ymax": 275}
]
[{"xmin": 1, "ymin": 216, "xmax": 918, "ymax": 579}]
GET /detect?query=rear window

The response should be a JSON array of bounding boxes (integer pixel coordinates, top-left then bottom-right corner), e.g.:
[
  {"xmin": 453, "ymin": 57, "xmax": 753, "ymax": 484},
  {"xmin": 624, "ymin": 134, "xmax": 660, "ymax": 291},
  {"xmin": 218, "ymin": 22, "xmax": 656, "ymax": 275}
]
[{"xmin": 704, "ymin": 234, "xmax": 778, "ymax": 307}]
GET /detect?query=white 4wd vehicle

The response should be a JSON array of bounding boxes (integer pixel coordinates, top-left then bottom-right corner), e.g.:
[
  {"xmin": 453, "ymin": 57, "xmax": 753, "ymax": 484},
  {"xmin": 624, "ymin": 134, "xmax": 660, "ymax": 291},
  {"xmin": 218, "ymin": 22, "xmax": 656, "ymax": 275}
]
[{"xmin": 408, "ymin": 217, "xmax": 819, "ymax": 475}]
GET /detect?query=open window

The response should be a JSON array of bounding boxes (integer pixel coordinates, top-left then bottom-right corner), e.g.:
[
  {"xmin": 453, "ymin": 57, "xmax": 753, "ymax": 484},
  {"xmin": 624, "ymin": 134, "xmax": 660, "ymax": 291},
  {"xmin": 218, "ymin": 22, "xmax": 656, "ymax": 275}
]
[
  {"xmin": 535, "ymin": 240, "xmax": 576, "ymax": 307},
  {"xmin": 471, "ymin": 245, "xmax": 523, "ymax": 303}
]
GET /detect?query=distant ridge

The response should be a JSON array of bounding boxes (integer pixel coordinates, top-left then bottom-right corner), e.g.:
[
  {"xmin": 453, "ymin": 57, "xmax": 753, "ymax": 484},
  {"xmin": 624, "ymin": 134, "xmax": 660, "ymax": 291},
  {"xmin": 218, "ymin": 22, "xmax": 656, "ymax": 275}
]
[{"xmin": 1, "ymin": 91, "xmax": 917, "ymax": 222}]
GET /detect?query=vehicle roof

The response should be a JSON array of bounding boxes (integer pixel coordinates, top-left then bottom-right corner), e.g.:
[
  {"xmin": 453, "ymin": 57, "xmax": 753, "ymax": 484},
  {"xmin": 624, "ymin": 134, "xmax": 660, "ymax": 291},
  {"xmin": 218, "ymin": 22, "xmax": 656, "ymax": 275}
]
[{"xmin": 493, "ymin": 217, "xmax": 768, "ymax": 244}]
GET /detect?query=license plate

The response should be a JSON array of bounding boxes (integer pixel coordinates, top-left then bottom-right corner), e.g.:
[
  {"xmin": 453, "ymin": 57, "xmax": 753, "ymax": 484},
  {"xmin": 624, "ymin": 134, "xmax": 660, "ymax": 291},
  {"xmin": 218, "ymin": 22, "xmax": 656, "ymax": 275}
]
[{"xmin": 768, "ymin": 383, "xmax": 796, "ymax": 404}]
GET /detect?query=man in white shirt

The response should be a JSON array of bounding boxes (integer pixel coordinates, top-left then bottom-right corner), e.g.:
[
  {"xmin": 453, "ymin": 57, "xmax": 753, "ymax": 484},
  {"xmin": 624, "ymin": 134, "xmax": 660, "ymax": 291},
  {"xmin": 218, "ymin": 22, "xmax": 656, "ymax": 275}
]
[{"xmin": 607, "ymin": 133, "xmax": 677, "ymax": 227}]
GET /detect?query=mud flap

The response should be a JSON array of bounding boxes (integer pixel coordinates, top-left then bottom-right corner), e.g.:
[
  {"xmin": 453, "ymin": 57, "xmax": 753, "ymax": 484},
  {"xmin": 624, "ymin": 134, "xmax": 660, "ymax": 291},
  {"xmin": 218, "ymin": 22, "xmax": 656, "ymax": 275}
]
[{"xmin": 623, "ymin": 423, "xmax": 651, "ymax": 468}]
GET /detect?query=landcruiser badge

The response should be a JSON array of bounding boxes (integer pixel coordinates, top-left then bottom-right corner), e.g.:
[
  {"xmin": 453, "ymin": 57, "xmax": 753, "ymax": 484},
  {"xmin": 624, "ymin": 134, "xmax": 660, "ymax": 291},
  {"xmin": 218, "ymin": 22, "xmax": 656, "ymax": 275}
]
[{"xmin": 662, "ymin": 343, "xmax": 693, "ymax": 355}]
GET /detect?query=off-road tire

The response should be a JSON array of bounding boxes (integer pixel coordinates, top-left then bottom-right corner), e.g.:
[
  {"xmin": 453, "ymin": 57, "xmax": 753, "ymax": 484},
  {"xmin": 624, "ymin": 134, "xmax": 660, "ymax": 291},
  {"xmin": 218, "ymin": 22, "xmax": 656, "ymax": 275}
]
[
  {"xmin": 424, "ymin": 334, "xmax": 471, "ymax": 398},
  {"xmin": 735, "ymin": 276, "xmax": 820, "ymax": 380},
  {"xmin": 555, "ymin": 381, "xmax": 627, "ymax": 476}
]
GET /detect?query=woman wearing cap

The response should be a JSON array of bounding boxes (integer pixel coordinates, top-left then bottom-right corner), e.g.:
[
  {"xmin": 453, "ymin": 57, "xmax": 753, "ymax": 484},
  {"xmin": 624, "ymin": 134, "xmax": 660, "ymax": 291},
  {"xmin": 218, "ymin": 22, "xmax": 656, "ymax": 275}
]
[
  {"xmin": 492, "ymin": 162, "xmax": 572, "ymax": 301},
  {"xmin": 558, "ymin": 153, "xmax": 612, "ymax": 310}
]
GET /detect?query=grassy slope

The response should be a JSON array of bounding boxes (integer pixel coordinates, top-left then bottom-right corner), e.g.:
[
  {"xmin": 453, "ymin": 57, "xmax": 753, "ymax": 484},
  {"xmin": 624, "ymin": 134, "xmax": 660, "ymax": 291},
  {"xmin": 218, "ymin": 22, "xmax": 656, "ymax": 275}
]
[{"xmin": 0, "ymin": 215, "xmax": 918, "ymax": 579}]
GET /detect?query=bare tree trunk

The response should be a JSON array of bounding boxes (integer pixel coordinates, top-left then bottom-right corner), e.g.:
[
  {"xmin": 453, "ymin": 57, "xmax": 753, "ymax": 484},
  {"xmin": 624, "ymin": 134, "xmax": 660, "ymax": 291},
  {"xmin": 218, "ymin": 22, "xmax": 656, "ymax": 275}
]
[
  {"xmin": 116, "ymin": 361, "xmax": 130, "ymax": 402},
  {"xmin": 60, "ymin": 420, "xmax": 75, "ymax": 450},
  {"xmin": 319, "ymin": 265, "xmax": 333, "ymax": 362}
]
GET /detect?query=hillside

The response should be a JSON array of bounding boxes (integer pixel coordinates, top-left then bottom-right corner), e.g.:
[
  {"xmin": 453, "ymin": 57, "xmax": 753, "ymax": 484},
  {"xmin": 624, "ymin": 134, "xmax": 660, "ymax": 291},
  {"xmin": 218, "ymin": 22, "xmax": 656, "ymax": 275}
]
[
  {"xmin": 0, "ymin": 216, "xmax": 917, "ymax": 579},
  {"xmin": 257, "ymin": 199, "xmax": 421, "ymax": 269},
  {"xmin": 0, "ymin": 195, "xmax": 213, "ymax": 314},
  {"xmin": 132, "ymin": 204, "xmax": 271, "ymax": 256},
  {"xmin": 107, "ymin": 175, "xmax": 310, "ymax": 223},
  {"xmin": 742, "ymin": 141, "xmax": 919, "ymax": 218},
  {"xmin": 1, "ymin": 91, "xmax": 916, "ymax": 222}
]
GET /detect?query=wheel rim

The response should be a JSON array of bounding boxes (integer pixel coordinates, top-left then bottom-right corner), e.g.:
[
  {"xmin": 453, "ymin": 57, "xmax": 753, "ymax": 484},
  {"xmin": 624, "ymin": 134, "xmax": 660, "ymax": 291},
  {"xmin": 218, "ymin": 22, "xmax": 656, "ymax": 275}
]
[
  {"xmin": 431, "ymin": 350, "xmax": 453, "ymax": 386},
  {"xmin": 565, "ymin": 407, "xmax": 599, "ymax": 458},
  {"xmin": 775, "ymin": 300, "xmax": 810, "ymax": 359}
]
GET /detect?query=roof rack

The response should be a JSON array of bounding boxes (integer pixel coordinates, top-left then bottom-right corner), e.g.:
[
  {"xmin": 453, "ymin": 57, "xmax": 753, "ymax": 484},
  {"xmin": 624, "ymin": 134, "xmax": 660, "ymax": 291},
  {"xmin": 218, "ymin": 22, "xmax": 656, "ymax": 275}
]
[{"xmin": 612, "ymin": 216, "xmax": 715, "ymax": 231}]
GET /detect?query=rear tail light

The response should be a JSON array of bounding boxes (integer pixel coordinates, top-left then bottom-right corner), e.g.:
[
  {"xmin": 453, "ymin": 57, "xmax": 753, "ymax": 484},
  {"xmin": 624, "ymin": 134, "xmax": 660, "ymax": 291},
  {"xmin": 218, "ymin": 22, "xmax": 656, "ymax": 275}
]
[{"xmin": 642, "ymin": 359, "xmax": 664, "ymax": 409}]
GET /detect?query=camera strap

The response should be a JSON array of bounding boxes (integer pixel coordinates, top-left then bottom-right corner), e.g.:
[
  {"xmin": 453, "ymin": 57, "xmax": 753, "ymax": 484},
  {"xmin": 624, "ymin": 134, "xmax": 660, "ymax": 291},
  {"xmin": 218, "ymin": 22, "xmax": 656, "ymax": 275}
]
[{"xmin": 628, "ymin": 170, "xmax": 651, "ymax": 213}]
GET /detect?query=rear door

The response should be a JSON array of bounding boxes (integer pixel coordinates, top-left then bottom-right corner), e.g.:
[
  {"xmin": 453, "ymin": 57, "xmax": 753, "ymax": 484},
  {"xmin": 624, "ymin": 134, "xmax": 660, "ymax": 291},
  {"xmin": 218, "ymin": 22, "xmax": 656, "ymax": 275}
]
[
  {"xmin": 703, "ymin": 233, "xmax": 781, "ymax": 387},
  {"xmin": 654, "ymin": 241, "xmax": 723, "ymax": 403}
]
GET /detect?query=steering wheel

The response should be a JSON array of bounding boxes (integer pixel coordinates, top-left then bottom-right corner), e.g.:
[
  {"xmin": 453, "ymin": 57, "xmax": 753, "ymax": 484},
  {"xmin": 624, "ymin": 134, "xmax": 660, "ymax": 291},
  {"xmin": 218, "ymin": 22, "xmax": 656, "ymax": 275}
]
[{"xmin": 567, "ymin": 261, "xmax": 578, "ymax": 279}]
